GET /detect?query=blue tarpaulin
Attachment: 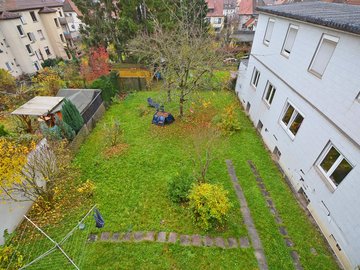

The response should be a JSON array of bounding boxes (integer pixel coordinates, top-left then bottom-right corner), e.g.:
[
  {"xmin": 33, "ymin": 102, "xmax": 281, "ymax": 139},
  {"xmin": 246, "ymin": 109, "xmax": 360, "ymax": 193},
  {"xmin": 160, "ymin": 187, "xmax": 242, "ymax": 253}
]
[{"xmin": 94, "ymin": 209, "xmax": 105, "ymax": 228}]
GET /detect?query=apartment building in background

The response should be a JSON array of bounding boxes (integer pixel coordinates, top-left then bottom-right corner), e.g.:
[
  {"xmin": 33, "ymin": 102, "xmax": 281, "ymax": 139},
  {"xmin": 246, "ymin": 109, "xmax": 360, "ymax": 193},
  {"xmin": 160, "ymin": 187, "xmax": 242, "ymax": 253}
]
[
  {"xmin": 206, "ymin": 0, "xmax": 225, "ymax": 32},
  {"xmin": 0, "ymin": 0, "xmax": 75, "ymax": 77},
  {"xmin": 61, "ymin": 0, "xmax": 83, "ymax": 49},
  {"xmin": 235, "ymin": 2, "xmax": 360, "ymax": 269}
]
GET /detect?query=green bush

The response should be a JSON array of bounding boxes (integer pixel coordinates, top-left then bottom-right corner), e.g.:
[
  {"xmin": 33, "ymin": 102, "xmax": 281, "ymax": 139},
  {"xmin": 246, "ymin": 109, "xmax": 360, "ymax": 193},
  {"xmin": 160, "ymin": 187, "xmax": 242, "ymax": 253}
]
[
  {"xmin": 40, "ymin": 122, "xmax": 62, "ymax": 141},
  {"xmin": 0, "ymin": 125, "xmax": 8, "ymax": 137},
  {"xmin": 91, "ymin": 72, "xmax": 120, "ymax": 106},
  {"xmin": 41, "ymin": 58, "xmax": 63, "ymax": 68},
  {"xmin": 61, "ymin": 99, "xmax": 84, "ymax": 133},
  {"xmin": 168, "ymin": 173, "xmax": 195, "ymax": 204},
  {"xmin": 0, "ymin": 230, "xmax": 23, "ymax": 269},
  {"xmin": 188, "ymin": 183, "xmax": 232, "ymax": 230},
  {"xmin": 55, "ymin": 116, "xmax": 75, "ymax": 141},
  {"xmin": 212, "ymin": 105, "xmax": 241, "ymax": 135}
]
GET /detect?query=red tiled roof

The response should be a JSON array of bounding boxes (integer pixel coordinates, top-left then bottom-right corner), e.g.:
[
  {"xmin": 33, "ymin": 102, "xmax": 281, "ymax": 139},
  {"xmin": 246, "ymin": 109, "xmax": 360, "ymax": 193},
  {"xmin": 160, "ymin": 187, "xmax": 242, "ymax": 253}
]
[
  {"xmin": 245, "ymin": 17, "xmax": 255, "ymax": 27},
  {"xmin": 63, "ymin": 0, "xmax": 82, "ymax": 17},
  {"xmin": 206, "ymin": 0, "xmax": 224, "ymax": 17},
  {"xmin": 0, "ymin": 0, "xmax": 63, "ymax": 12},
  {"xmin": 238, "ymin": 0, "xmax": 253, "ymax": 14}
]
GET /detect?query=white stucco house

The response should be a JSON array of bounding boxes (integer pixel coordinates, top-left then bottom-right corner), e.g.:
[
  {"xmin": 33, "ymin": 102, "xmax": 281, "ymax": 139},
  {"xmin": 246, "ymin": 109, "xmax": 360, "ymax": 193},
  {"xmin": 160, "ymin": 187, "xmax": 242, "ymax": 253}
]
[{"xmin": 235, "ymin": 2, "xmax": 360, "ymax": 269}]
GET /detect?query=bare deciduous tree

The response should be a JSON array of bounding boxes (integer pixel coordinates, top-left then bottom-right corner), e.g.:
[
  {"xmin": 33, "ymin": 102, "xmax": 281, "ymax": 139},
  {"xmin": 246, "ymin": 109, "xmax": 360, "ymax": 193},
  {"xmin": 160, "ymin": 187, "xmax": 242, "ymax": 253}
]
[
  {"xmin": 128, "ymin": 1, "xmax": 225, "ymax": 117},
  {"xmin": 1, "ymin": 141, "xmax": 70, "ymax": 208}
]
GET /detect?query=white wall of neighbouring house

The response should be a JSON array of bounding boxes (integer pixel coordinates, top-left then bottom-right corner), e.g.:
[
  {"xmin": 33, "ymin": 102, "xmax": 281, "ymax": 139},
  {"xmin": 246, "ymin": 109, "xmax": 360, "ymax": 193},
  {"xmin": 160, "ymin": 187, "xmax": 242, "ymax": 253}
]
[
  {"xmin": 235, "ymin": 13, "xmax": 360, "ymax": 270},
  {"xmin": 0, "ymin": 138, "xmax": 48, "ymax": 245}
]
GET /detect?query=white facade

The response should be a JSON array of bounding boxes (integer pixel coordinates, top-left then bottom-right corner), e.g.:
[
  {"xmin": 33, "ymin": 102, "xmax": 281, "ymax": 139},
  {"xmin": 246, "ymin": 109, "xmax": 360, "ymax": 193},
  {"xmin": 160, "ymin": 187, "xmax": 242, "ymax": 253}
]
[
  {"xmin": 208, "ymin": 16, "xmax": 225, "ymax": 32},
  {"xmin": 236, "ymin": 12, "xmax": 360, "ymax": 270},
  {"xmin": 0, "ymin": 6, "xmax": 70, "ymax": 77}
]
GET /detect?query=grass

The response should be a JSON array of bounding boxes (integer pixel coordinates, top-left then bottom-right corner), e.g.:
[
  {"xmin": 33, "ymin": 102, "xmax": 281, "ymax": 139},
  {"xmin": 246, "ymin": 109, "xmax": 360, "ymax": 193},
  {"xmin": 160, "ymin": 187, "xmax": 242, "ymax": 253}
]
[{"xmin": 7, "ymin": 88, "xmax": 339, "ymax": 270}]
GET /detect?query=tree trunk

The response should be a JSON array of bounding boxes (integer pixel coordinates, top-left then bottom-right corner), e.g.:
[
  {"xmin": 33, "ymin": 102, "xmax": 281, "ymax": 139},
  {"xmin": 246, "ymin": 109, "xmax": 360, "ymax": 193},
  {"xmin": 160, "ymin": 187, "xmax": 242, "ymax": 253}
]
[
  {"xmin": 167, "ymin": 89, "xmax": 171, "ymax": 102},
  {"xmin": 179, "ymin": 94, "xmax": 184, "ymax": 117}
]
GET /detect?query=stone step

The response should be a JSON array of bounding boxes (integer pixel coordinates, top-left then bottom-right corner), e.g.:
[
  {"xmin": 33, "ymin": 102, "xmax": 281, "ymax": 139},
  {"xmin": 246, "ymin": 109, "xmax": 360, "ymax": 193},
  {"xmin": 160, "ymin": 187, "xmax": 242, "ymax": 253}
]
[{"xmin": 90, "ymin": 231, "xmax": 250, "ymax": 249}]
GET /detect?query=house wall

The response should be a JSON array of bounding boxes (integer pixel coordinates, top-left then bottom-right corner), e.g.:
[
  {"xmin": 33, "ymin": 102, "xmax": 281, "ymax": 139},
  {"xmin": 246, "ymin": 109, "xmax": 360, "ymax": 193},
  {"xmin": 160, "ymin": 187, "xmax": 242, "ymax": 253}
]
[
  {"xmin": 0, "ymin": 30, "xmax": 23, "ymax": 76},
  {"xmin": 0, "ymin": 7, "xmax": 70, "ymax": 77},
  {"xmin": 208, "ymin": 16, "xmax": 225, "ymax": 31},
  {"xmin": 0, "ymin": 138, "xmax": 48, "ymax": 245},
  {"xmin": 39, "ymin": 9, "xmax": 68, "ymax": 59},
  {"xmin": 235, "ymin": 13, "xmax": 360, "ymax": 270}
]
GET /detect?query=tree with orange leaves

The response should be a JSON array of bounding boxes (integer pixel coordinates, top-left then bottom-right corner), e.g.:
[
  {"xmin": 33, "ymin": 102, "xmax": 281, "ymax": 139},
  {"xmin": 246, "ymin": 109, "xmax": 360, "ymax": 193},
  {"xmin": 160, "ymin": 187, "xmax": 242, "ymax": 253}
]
[{"xmin": 80, "ymin": 46, "xmax": 110, "ymax": 83}]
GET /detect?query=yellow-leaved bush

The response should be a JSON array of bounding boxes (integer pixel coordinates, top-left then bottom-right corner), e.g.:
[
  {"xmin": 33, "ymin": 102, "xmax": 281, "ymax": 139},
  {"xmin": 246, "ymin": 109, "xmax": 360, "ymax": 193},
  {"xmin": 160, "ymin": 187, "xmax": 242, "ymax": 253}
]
[
  {"xmin": 77, "ymin": 180, "xmax": 96, "ymax": 198},
  {"xmin": 0, "ymin": 138, "xmax": 33, "ymax": 193},
  {"xmin": 188, "ymin": 183, "xmax": 232, "ymax": 230}
]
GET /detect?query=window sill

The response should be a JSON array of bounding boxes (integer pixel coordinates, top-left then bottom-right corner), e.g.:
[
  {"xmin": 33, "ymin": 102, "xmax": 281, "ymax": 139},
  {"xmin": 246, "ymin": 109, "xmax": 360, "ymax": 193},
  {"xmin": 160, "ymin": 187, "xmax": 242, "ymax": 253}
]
[
  {"xmin": 250, "ymin": 84, "xmax": 257, "ymax": 90},
  {"xmin": 263, "ymin": 41, "xmax": 270, "ymax": 47},
  {"xmin": 314, "ymin": 166, "xmax": 336, "ymax": 193},
  {"xmin": 263, "ymin": 99, "xmax": 271, "ymax": 108},
  {"xmin": 29, "ymin": 53, "xmax": 35, "ymax": 56},
  {"xmin": 40, "ymin": 38, "xmax": 45, "ymax": 41},
  {"xmin": 281, "ymin": 51, "xmax": 290, "ymax": 58},
  {"xmin": 308, "ymin": 69, "xmax": 323, "ymax": 79},
  {"xmin": 279, "ymin": 122, "xmax": 296, "ymax": 141}
]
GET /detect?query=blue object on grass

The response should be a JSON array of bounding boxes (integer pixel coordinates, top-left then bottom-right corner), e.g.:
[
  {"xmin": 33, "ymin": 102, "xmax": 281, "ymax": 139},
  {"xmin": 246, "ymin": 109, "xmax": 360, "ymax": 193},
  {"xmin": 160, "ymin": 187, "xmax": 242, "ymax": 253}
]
[
  {"xmin": 147, "ymin": 98, "xmax": 159, "ymax": 109},
  {"xmin": 152, "ymin": 111, "xmax": 175, "ymax": 126},
  {"xmin": 94, "ymin": 208, "xmax": 105, "ymax": 228}
]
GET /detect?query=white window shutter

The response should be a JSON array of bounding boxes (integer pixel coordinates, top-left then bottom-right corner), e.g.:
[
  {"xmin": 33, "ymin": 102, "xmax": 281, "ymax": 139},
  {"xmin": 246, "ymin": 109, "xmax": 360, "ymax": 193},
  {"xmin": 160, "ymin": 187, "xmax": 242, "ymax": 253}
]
[{"xmin": 311, "ymin": 38, "xmax": 337, "ymax": 76}]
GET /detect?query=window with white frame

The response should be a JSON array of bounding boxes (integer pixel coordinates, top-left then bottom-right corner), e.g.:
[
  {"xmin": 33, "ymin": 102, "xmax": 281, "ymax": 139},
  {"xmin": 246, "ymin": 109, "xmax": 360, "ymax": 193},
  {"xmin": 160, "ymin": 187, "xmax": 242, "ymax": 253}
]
[
  {"xmin": 25, "ymin": 44, "xmax": 33, "ymax": 55},
  {"xmin": 34, "ymin": 61, "xmax": 41, "ymax": 71},
  {"xmin": 27, "ymin": 32, "xmax": 35, "ymax": 42},
  {"xmin": 5, "ymin": 62, "xmax": 12, "ymax": 71},
  {"xmin": 251, "ymin": 68, "xmax": 260, "ymax": 88},
  {"xmin": 44, "ymin": 46, "xmax": 51, "ymax": 56},
  {"xmin": 309, "ymin": 34, "xmax": 338, "ymax": 77},
  {"xmin": 3, "ymin": 39, "xmax": 9, "ymax": 47},
  {"xmin": 263, "ymin": 82, "xmax": 276, "ymax": 106},
  {"xmin": 17, "ymin": 25, "xmax": 25, "ymax": 37},
  {"xmin": 54, "ymin": 18, "xmax": 60, "ymax": 27},
  {"xmin": 215, "ymin": 18, "xmax": 222, "ymax": 24},
  {"xmin": 280, "ymin": 102, "xmax": 304, "ymax": 138},
  {"xmin": 20, "ymin": 15, "xmax": 27, "ymax": 25},
  {"xmin": 317, "ymin": 143, "xmax": 353, "ymax": 188},
  {"xmin": 60, "ymin": 34, "xmax": 65, "ymax": 43},
  {"xmin": 37, "ymin": 30, "xmax": 45, "ymax": 40},
  {"xmin": 263, "ymin": 18, "xmax": 275, "ymax": 45},
  {"xmin": 30, "ymin": 11, "xmax": 37, "ymax": 22},
  {"xmin": 281, "ymin": 24, "xmax": 298, "ymax": 57}
]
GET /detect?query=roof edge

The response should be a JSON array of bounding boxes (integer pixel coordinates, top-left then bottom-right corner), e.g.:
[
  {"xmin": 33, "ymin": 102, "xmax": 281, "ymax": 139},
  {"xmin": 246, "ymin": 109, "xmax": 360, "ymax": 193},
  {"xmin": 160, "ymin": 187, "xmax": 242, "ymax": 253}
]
[{"xmin": 255, "ymin": 6, "xmax": 360, "ymax": 36}]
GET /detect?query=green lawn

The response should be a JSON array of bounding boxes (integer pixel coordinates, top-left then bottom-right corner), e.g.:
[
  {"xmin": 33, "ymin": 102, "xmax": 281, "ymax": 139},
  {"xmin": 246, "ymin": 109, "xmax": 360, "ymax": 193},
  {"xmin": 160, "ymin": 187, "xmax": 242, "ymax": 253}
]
[{"xmin": 8, "ymin": 89, "xmax": 339, "ymax": 270}]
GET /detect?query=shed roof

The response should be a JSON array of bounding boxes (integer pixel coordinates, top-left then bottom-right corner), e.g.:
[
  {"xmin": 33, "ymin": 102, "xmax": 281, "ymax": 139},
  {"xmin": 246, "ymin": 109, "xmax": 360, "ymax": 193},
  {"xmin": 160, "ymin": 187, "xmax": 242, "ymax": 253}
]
[
  {"xmin": 52, "ymin": 89, "xmax": 101, "ymax": 114},
  {"xmin": 256, "ymin": 2, "xmax": 360, "ymax": 35},
  {"xmin": 11, "ymin": 96, "xmax": 64, "ymax": 116}
]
